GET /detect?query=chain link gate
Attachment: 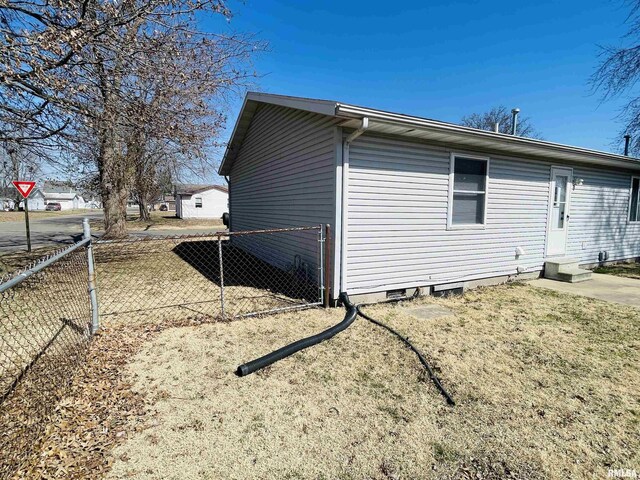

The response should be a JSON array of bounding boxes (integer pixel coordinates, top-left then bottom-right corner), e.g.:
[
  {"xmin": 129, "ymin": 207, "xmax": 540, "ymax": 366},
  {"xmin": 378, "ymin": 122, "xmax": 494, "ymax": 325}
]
[{"xmin": 93, "ymin": 225, "xmax": 328, "ymax": 323}]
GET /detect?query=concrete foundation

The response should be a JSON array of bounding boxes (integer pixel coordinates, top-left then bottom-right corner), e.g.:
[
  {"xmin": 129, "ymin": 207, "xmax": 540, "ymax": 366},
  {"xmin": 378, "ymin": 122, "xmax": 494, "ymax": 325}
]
[{"xmin": 343, "ymin": 270, "xmax": 543, "ymax": 306}]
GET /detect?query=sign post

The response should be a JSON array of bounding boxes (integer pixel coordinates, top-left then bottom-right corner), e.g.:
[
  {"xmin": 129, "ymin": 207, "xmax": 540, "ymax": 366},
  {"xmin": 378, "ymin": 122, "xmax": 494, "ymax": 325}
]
[{"xmin": 12, "ymin": 181, "xmax": 36, "ymax": 252}]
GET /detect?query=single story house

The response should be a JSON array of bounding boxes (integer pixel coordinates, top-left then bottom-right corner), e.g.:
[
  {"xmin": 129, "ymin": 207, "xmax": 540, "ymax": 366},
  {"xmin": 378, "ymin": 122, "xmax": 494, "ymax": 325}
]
[
  {"xmin": 1, "ymin": 197, "xmax": 16, "ymax": 211},
  {"xmin": 160, "ymin": 194, "xmax": 176, "ymax": 211},
  {"xmin": 23, "ymin": 188, "xmax": 46, "ymax": 210},
  {"xmin": 39, "ymin": 182, "xmax": 87, "ymax": 210},
  {"xmin": 42, "ymin": 191, "xmax": 85, "ymax": 210},
  {"xmin": 219, "ymin": 92, "xmax": 640, "ymax": 303},
  {"xmin": 175, "ymin": 184, "xmax": 228, "ymax": 219}
]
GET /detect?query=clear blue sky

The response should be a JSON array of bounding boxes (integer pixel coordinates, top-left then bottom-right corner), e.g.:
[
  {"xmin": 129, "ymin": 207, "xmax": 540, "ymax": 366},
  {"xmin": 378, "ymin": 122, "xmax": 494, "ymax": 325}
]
[{"xmin": 209, "ymin": 0, "xmax": 633, "ymax": 156}]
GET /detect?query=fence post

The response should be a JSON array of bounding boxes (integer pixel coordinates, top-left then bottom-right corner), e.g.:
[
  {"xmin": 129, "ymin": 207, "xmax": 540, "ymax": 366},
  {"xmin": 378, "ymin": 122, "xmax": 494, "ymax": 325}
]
[
  {"xmin": 218, "ymin": 233, "xmax": 225, "ymax": 319},
  {"xmin": 83, "ymin": 218, "xmax": 99, "ymax": 334},
  {"xmin": 318, "ymin": 226, "xmax": 324, "ymax": 307},
  {"xmin": 324, "ymin": 224, "xmax": 331, "ymax": 308}
]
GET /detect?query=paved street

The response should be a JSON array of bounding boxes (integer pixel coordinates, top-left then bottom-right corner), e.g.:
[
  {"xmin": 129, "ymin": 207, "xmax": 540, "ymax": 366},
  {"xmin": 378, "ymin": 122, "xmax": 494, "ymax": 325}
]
[
  {"xmin": 0, "ymin": 211, "xmax": 104, "ymax": 252},
  {"xmin": 0, "ymin": 210, "xmax": 224, "ymax": 253}
]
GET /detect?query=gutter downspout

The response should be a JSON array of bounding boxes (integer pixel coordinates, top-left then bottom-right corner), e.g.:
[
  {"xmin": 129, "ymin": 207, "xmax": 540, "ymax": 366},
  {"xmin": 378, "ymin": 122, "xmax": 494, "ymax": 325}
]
[{"xmin": 340, "ymin": 117, "xmax": 369, "ymax": 294}]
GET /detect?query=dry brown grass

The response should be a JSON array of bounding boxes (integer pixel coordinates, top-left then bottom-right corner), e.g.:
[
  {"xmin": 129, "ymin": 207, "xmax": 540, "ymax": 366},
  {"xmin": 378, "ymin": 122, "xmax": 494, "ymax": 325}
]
[
  {"xmin": 88, "ymin": 211, "xmax": 224, "ymax": 233},
  {"xmin": 593, "ymin": 262, "xmax": 640, "ymax": 279},
  {"xmin": 99, "ymin": 283, "xmax": 640, "ymax": 480},
  {"xmin": 0, "ymin": 210, "xmax": 87, "ymax": 223},
  {"xmin": 92, "ymin": 237, "xmax": 317, "ymax": 324},
  {"xmin": 0, "ymin": 245, "xmax": 61, "ymax": 276}
]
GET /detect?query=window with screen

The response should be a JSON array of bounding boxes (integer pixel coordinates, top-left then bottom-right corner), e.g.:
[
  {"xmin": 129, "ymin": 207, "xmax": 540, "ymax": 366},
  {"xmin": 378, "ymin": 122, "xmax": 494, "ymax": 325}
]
[
  {"xmin": 630, "ymin": 177, "xmax": 640, "ymax": 222},
  {"xmin": 448, "ymin": 155, "xmax": 489, "ymax": 227},
  {"xmin": 195, "ymin": 196, "xmax": 203, "ymax": 208}
]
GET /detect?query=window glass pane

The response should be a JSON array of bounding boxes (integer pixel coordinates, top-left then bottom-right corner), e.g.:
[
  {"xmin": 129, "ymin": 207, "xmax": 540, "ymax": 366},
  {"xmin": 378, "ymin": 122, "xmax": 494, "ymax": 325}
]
[
  {"xmin": 452, "ymin": 192, "xmax": 485, "ymax": 225},
  {"xmin": 195, "ymin": 197, "xmax": 202, "ymax": 208},
  {"xmin": 554, "ymin": 176, "xmax": 567, "ymax": 204},
  {"xmin": 552, "ymin": 203, "xmax": 565, "ymax": 229},
  {"xmin": 454, "ymin": 157, "xmax": 487, "ymax": 192},
  {"xmin": 631, "ymin": 178, "xmax": 640, "ymax": 222}
]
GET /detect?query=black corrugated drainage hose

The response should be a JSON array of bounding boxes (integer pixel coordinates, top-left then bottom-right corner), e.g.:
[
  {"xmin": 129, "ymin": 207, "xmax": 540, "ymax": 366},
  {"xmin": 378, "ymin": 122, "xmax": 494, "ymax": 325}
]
[
  {"xmin": 356, "ymin": 306, "xmax": 455, "ymax": 406},
  {"xmin": 236, "ymin": 293, "xmax": 358, "ymax": 377},
  {"xmin": 236, "ymin": 294, "xmax": 455, "ymax": 406}
]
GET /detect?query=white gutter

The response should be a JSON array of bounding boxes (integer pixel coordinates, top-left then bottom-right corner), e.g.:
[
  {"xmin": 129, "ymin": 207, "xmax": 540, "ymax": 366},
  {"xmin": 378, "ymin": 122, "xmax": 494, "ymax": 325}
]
[
  {"xmin": 336, "ymin": 104, "xmax": 640, "ymax": 171},
  {"xmin": 340, "ymin": 117, "xmax": 369, "ymax": 294}
]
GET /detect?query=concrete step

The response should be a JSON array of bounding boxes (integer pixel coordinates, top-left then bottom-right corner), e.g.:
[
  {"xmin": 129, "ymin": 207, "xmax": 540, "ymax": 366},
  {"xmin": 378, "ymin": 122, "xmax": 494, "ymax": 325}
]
[
  {"xmin": 556, "ymin": 268, "xmax": 593, "ymax": 283},
  {"xmin": 544, "ymin": 258, "xmax": 592, "ymax": 282}
]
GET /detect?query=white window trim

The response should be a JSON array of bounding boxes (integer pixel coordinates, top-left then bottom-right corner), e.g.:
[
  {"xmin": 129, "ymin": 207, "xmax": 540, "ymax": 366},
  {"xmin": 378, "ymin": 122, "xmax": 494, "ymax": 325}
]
[
  {"xmin": 447, "ymin": 153, "xmax": 490, "ymax": 230},
  {"xmin": 628, "ymin": 175, "xmax": 640, "ymax": 224}
]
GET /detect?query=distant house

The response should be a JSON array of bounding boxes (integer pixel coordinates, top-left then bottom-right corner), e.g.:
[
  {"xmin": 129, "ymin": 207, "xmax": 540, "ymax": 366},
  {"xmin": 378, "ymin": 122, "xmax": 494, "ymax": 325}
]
[
  {"xmin": 0, "ymin": 186, "xmax": 19, "ymax": 210},
  {"xmin": 1, "ymin": 198, "xmax": 15, "ymax": 211},
  {"xmin": 41, "ymin": 182, "xmax": 86, "ymax": 210},
  {"xmin": 21, "ymin": 189, "xmax": 46, "ymax": 210},
  {"xmin": 164, "ymin": 195, "xmax": 176, "ymax": 211},
  {"xmin": 43, "ymin": 192, "xmax": 85, "ymax": 210},
  {"xmin": 175, "ymin": 185, "xmax": 228, "ymax": 219},
  {"xmin": 153, "ymin": 193, "xmax": 176, "ymax": 211}
]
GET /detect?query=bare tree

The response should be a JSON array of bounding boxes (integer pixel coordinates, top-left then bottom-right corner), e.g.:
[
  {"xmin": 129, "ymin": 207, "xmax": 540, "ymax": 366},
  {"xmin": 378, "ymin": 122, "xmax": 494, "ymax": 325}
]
[
  {"xmin": 121, "ymin": 24, "xmax": 248, "ymax": 221},
  {"xmin": 461, "ymin": 106, "xmax": 542, "ymax": 139},
  {"xmin": 1, "ymin": 0, "xmax": 261, "ymax": 236},
  {"xmin": 592, "ymin": 1, "xmax": 640, "ymax": 154},
  {"xmin": 0, "ymin": 141, "xmax": 42, "ymax": 204},
  {"xmin": 0, "ymin": 1, "xmax": 79, "ymax": 146}
]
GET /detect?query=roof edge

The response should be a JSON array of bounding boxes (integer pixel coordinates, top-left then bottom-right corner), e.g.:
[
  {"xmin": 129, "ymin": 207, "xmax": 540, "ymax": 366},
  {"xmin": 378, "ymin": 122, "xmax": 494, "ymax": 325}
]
[
  {"xmin": 220, "ymin": 92, "xmax": 640, "ymax": 176},
  {"xmin": 336, "ymin": 103, "xmax": 640, "ymax": 169}
]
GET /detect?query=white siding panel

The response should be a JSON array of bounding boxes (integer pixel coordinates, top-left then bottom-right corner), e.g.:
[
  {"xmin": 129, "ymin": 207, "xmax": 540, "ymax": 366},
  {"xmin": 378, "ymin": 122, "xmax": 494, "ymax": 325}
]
[
  {"xmin": 229, "ymin": 104, "xmax": 338, "ymax": 279},
  {"xmin": 345, "ymin": 135, "xmax": 551, "ymax": 294},
  {"xmin": 346, "ymin": 134, "xmax": 640, "ymax": 294},
  {"xmin": 566, "ymin": 166, "xmax": 640, "ymax": 262}
]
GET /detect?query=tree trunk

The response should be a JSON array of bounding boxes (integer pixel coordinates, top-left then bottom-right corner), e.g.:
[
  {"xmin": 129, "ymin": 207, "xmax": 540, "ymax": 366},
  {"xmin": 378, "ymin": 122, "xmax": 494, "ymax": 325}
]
[
  {"xmin": 99, "ymin": 122, "xmax": 129, "ymax": 238},
  {"xmin": 138, "ymin": 198, "xmax": 151, "ymax": 221},
  {"xmin": 100, "ymin": 162, "xmax": 129, "ymax": 238}
]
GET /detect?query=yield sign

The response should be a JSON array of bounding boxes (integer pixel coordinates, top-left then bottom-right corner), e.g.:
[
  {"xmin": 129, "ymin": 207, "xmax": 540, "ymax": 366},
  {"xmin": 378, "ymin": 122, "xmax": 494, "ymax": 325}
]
[{"xmin": 12, "ymin": 181, "xmax": 36, "ymax": 199}]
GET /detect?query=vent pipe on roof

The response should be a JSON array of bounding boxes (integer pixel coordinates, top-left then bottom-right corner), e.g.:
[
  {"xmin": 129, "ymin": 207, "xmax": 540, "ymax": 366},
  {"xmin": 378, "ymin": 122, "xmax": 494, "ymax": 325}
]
[
  {"xmin": 624, "ymin": 134, "xmax": 632, "ymax": 156},
  {"xmin": 493, "ymin": 122, "xmax": 500, "ymax": 133},
  {"xmin": 511, "ymin": 108, "xmax": 520, "ymax": 135}
]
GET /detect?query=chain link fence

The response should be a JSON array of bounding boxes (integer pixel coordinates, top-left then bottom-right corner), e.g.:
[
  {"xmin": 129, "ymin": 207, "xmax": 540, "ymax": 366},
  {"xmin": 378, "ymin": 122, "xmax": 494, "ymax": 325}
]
[
  {"xmin": 0, "ymin": 236, "xmax": 94, "ymax": 478},
  {"xmin": 93, "ymin": 225, "xmax": 326, "ymax": 324},
  {"xmin": 0, "ymin": 222, "xmax": 327, "ymax": 477}
]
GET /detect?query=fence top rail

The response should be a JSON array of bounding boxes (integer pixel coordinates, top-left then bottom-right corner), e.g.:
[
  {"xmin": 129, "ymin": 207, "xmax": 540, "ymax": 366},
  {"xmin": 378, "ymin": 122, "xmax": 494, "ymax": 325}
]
[
  {"xmin": 94, "ymin": 225, "xmax": 324, "ymax": 245},
  {"xmin": 0, "ymin": 237, "xmax": 91, "ymax": 294}
]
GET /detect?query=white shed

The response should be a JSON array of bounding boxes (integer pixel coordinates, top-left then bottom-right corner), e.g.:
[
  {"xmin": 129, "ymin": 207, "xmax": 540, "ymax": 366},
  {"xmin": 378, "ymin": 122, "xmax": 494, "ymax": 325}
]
[
  {"xmin": 175, "ymin": 185, "xmax": 228, "ymax": 219},
  {"xmin": 220, "ymin": 92, "xmax": 640, "ymax": 303}
]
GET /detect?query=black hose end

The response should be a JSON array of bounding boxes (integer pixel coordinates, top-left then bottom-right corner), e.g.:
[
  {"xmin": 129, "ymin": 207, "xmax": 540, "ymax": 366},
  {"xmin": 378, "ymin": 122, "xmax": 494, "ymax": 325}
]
[
  {"xmin": 236, "ymin": 364, "xmax": 250, "ymax": 377},
  {"xmin": 338, "ymin": 292, "xmax": 354, "ymax": 309}
]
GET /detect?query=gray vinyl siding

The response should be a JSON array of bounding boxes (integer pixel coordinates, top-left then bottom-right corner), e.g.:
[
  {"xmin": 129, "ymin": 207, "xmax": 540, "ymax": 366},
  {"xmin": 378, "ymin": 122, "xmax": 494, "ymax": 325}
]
[
  {"xmin": 345, "ymin": 134, "xmax": 640, "ymax": 294},
  {"xmin": 566, "ymin": 166, "xmax": 640, "ymax": 262},
  {"xmin": 228, "ymin": 103, "xmax": 338, "ymax": 278}
]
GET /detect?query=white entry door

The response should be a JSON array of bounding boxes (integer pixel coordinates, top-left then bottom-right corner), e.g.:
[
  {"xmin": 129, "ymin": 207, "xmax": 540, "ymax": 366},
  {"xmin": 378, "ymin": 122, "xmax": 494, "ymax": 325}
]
[{"xmin": 546, "ymin": 167, "xmax": 572, "ymax": 256}]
